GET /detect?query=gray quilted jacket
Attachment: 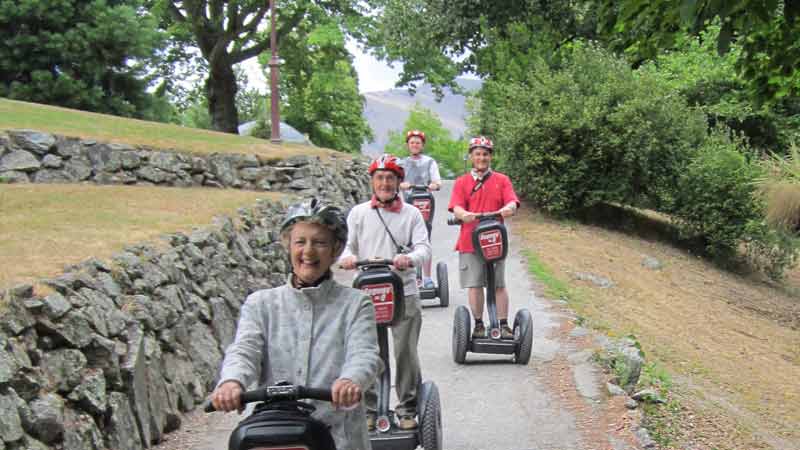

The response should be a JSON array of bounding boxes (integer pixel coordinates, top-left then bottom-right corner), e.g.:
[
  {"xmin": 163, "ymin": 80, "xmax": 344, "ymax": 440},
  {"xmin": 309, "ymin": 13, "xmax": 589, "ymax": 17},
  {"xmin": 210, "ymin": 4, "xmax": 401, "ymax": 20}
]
[{"xmin": 218, "ymin": 276, "xmax": 382, "ymax": 450}]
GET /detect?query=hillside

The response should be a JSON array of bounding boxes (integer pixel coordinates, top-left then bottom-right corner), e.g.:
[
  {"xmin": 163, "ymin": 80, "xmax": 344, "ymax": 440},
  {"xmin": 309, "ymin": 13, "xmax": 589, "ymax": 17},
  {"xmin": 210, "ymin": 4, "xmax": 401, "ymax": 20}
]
[
  {"xmin": 517, "ymin": 207, "xmax": 800, "ymax": 450},
  {"xmin": 360, "ymin": 78, "xmax": 482, "ymax": 156}
]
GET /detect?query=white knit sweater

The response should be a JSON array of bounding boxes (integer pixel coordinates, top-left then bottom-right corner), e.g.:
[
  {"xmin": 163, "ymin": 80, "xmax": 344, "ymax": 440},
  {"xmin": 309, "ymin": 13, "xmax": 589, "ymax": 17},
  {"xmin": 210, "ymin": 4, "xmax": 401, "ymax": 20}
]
[{"xmin": 340, "ymin": 200, "xmax": 432, "ymax": 296}]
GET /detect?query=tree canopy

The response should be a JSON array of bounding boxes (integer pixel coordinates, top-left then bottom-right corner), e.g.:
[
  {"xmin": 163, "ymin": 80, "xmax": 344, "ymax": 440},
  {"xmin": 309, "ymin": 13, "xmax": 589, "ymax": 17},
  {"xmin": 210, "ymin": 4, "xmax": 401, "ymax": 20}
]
[
  {"xmin": 592, "ymin": 0, "xmax": 800, "ymax": 103},
  {"xmin": 367, "ymin": 0, "xmax": 598, "ymax": 93},
  {"xmin": 0, "ymin": 0, "xmax": 169, "ymax": 120}
]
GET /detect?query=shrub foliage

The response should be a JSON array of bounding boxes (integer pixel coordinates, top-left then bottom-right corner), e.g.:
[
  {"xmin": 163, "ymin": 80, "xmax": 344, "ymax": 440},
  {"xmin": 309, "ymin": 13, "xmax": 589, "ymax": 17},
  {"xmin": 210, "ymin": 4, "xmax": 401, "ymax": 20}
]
[
  {"xmin": 481, "ymin": 44, "xmax": 707, "ymax": 214},
  {"xmin": 474, "ymin": 42, "xmax": 799, "ymax": 278}
]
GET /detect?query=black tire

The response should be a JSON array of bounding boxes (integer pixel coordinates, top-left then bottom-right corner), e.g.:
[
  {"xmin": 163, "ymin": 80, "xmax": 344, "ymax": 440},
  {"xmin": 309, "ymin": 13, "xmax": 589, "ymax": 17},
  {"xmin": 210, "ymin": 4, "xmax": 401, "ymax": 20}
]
[
  {"xmin": 419, "ymin": 382, "xmax": 442, "ymax": 450},
  {"xmin": 513, "ymin": 309, "xmax": 534, "ymax": 365},
  {"xmin": 452, "ymin": 306, "xmax": 471, "ymax": 364},
  {"xmin": 436, "ymin": 262, "xmax": 449, "ymax": 307}
]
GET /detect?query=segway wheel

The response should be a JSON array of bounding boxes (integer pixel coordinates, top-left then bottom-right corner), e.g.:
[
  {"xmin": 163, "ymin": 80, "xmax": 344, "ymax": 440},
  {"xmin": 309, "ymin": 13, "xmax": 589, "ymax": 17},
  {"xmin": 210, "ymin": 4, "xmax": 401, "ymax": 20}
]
[
  {"xmin": 419, "ymin": 382, "xmax": 442, "ymax": 450},
  {"xmin": 513, "ymin": 309, "xmax": 534, "ymax": 365},
  {"xmin": 436, "ymin": 261, "xmax": 449, "ymax": 307},
  {"xmin": 452, "ymin": 306, "xmax": 471, "ymax": 364}
]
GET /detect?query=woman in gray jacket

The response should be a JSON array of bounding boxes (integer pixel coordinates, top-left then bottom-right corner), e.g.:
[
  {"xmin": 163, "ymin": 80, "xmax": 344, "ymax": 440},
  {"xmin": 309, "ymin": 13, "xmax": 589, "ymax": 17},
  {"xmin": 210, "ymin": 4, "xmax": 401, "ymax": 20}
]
[{"xmin": 211, "ymin": 198, "xmax": 382, "ymax": 450}]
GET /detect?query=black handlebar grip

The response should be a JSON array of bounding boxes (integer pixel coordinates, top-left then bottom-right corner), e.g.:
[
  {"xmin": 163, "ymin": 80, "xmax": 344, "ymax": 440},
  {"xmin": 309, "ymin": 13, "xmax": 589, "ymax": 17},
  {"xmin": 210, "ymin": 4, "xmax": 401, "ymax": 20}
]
[
  {"xmin": 203, "ymin": 400, "xmax": 216, "ymax": 413},
  {"xmin": 299, "ymin": 387, "xmax": 333, "ymax": 401},
  {"xmin": 240, "ymin": 390, "xmax": 266, "ymax": 405},
  {"xmin": 447, "ymin": 217, "xmax": 462, "ymax": 226}
]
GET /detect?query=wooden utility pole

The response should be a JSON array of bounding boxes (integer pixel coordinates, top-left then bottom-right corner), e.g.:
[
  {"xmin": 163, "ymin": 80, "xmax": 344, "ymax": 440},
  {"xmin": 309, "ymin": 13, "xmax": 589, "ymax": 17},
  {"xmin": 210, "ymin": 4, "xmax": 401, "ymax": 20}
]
[{"xmin": 268, "ymin": 0, "xmax": 281, "ymax": 143}]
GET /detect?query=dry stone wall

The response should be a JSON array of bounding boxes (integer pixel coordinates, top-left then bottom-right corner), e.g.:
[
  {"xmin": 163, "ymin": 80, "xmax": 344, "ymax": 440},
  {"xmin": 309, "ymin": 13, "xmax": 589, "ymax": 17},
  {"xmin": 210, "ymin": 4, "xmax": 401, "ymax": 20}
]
[
  {"xmin": 0, "ymin": 129, "xmax": 373, "ymax": 450},
  {"xmin": 0, "ymin": 129, "xmax": 369, "ymax": 207}
]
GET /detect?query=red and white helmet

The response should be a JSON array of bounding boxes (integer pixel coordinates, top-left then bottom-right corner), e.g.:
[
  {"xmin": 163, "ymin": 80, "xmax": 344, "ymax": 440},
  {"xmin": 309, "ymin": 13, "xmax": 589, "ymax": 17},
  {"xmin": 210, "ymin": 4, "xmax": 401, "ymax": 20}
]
[
  {"xmin": 368, "ymin": 154, "xmax": 405, "ymax": 180},
  {"xmin": 468, "ymin": 136, "xmax": 494, "ymax": 153},
  {"xmin": 406, "ymin": 129, "xmax": 426, "ymax": 143}
]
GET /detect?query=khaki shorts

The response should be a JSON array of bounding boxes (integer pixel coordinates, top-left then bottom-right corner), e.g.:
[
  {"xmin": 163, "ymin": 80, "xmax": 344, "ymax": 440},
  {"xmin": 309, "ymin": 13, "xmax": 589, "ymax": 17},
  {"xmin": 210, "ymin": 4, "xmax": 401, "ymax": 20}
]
[{"xmin": 459, "ymin": 252, "xmax": 506, "ymax": 288}]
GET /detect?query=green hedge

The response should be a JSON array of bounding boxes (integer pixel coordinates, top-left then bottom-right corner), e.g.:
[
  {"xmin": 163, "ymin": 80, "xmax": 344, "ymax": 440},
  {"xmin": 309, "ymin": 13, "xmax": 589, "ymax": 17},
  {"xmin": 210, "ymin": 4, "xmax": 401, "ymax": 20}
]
[
  {"xmin": 667, "ymin": 131, "xmax": 764, "ymax": 257},
  {"xmin": 481, "ymin": 44, "xmax": 707, "ymax": 214}
]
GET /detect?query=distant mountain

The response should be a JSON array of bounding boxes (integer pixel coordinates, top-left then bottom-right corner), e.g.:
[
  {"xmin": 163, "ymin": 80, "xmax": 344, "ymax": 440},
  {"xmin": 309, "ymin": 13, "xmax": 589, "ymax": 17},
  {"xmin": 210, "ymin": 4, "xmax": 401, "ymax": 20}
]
[{"xmin": 361, "ymin": 77, "xmax": 482, "ymax": 156}]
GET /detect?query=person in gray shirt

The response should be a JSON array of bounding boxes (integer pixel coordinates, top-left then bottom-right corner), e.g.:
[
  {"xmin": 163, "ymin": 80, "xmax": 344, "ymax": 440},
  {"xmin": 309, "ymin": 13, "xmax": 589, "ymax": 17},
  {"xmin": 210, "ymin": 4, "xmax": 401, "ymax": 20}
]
[
  {"xmin": 399, "ymin": 129, "xmax": 442, "ymax": 289},
  {"xmin": 211, "ymin": 198, "xmax": 382, "ymax": 450}
]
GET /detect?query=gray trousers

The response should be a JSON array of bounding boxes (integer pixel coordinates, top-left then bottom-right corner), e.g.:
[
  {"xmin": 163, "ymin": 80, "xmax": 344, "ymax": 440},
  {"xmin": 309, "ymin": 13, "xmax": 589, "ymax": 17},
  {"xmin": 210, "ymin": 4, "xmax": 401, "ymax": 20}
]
[{"xmin": 366, "ymin": 294, "xmax": 422, "ymax": 417}]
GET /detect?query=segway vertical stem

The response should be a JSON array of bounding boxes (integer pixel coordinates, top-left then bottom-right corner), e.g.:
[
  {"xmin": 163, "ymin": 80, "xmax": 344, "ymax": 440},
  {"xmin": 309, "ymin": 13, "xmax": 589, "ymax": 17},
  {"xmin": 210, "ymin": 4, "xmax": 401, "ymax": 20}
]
[
  {"xmin": 377, "ymin": 326, "xmax": 391, "ymax": 418},
  {"xmin": 485, "ymin": 261, "xmax": 500, "ymax": 333}
]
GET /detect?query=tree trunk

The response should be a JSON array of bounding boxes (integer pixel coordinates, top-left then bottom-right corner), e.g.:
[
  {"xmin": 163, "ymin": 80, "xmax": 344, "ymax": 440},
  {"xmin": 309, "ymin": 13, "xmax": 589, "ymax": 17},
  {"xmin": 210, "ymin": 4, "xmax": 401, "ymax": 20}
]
[{"xmin": 205, "ymin": 60, "xmax": 240, "ymax": 134}]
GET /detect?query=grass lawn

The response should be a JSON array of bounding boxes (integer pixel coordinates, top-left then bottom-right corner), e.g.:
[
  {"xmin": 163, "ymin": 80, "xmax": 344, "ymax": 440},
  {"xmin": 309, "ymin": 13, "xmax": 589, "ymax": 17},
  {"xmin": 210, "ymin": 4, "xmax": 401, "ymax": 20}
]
[
  {"xmin": 0, "ymin": 98, "xmax": 344, "ymax": 160},
  {"xmin": 0, "ymin": 184, "xmax": 285, "ymax": 291}
]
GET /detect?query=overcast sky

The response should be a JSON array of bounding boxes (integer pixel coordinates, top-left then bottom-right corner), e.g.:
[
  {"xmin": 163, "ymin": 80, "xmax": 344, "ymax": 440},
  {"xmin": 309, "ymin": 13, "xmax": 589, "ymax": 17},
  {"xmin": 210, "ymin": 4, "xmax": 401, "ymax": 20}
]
[{"xmin": 243, "ymin": 41, "xmax": 402, "ymax": 94}]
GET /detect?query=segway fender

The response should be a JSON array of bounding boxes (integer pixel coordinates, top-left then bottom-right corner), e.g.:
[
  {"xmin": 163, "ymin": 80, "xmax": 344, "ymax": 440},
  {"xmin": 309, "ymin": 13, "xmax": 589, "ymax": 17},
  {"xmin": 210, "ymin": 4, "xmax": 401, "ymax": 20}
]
[
  {"xmin": 418, "ymin": 380, "xmax": 434, "ymax": 421},
  {"xmin": 518, "ymin": 310, "xmax": 532, "ymax": 341}
]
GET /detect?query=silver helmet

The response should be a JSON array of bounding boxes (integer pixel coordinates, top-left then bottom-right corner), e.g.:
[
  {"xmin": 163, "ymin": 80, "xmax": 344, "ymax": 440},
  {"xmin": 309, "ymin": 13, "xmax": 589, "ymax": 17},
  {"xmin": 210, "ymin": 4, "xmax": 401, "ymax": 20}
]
[{"xmin": 280, "ymin": 198, "xmax": 348, "ymax": 248}]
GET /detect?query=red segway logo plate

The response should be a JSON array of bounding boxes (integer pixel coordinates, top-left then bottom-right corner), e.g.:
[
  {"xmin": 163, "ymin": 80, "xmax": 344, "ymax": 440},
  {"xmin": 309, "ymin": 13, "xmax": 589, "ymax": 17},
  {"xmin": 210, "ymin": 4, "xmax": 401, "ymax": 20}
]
[
  {"xmin": 478, "ymin": 229, "xmax": 503, "ymax": 261},
  {"xmin": 363, "ymin": 283, "xmax": 395, "ymax": 324},
  {"xmin": 412, "ymin": 199, "xmax": 432, "ymax": 221}
]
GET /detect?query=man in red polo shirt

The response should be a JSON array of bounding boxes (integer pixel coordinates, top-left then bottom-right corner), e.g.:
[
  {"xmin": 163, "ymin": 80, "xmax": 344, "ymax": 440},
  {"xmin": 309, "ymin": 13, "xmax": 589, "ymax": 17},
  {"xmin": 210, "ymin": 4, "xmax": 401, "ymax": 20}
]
[{"xmin": 448, "ymin": 136, "xmax": 520, "ymax": 339}]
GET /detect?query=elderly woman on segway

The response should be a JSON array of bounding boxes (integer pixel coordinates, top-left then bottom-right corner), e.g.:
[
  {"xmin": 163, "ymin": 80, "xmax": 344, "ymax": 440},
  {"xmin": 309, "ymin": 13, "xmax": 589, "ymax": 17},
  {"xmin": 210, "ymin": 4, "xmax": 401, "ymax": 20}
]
[
  {"xmin": 211, "ymin": 198, "xmax": 382, "ymax": 450},
  {"xmin": 448, "ymin": 136, "xmax": 520, "ymax": 340}
]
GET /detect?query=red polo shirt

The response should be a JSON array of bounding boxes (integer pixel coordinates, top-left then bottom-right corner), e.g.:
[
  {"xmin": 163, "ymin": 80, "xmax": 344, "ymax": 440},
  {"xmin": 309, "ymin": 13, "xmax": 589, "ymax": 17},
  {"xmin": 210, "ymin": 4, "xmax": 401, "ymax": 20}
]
[{"xmin": 448, "ymin": 170, "xmax": 520, "ymax": 253}]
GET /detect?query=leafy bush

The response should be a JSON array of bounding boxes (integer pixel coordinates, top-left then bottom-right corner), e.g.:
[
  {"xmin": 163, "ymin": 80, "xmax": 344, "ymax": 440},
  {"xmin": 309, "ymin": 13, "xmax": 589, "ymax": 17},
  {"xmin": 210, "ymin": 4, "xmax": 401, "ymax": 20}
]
[
  {"xmin": 477, "ymin": 43, "xmax": 707, "ymax": 214},
  {"xmin": 667, "ymin": 131, "xmax": 767, "ymax": 258}
]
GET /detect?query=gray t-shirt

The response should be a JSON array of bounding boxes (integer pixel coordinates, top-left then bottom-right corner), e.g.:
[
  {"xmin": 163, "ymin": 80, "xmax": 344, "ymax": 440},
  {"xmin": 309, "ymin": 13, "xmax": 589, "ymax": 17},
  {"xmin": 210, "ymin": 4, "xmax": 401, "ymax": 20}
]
[{"xmin": 401, "ymin": 154, "xmax": 441, "ymax": 186}]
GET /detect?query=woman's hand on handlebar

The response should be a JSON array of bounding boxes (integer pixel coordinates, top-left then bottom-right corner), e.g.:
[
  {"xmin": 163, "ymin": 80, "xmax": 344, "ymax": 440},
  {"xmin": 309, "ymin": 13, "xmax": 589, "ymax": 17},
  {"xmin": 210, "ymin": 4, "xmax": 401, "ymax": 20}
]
[
  {"xmin": 428, "ymin": 182, "xmax": 440, "ymax": 191},
  {"xmin": 399, "ymin": 182, "xmax": 411, "ymax": 190},
  {"xmin": 331, "ymin": 378, "xmax": 361, "ymax": 409},
  {"xmin": 393, "ymin": 254, "xmax": 413, "ymax": 270},
  {"xmin": 338, "ymin": 256, "xmax": 357, "ymax": 270},
  {"xmin": 211, "ymin": 380, "xmax": 244, "ymax": 413}
]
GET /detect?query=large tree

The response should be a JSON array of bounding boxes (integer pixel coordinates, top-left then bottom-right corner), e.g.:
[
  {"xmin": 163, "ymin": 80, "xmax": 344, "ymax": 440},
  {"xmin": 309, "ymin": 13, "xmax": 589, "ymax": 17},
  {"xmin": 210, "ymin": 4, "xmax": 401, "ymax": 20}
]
[
  {"xmin": 154, "ymin": 0, "xmax": 372, "ymax": 134},
  {"xmin": 0, "ymin": 0, "xmax": 167, "ymax": 119}
]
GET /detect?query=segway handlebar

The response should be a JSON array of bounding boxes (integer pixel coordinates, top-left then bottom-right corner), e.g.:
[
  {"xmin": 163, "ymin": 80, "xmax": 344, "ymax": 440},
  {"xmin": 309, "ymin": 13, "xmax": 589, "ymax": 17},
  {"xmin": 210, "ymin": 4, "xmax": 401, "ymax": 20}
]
[
  {"xmin": 447, "ymin": 211, "xmax": 503, "ymax": 226},
  {"xmin": 408, "ymin": 184, "xmax": 439, "ymax": 191},
  {"xmin": 338, "ymin": 259, "xmax": 415, "ymax": 269},
  {"xmin": 355, "ymin": 258, "xmax": 394, "ymax": 267},
  {"xmin": 204, "ymin": 384, "xmax": 333, "ymax": 412}
]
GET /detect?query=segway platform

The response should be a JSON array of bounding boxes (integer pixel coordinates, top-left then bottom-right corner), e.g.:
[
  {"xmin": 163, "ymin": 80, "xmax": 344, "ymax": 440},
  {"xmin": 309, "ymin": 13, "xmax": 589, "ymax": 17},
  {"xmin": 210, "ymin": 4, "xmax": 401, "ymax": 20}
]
[
  {"xmin": 369, "ymin": 427, "xmax": 417, "ymax": 450},
  {"xmin": 470, "ymin": 336, "xmax": 517, "ymax": 354}
]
